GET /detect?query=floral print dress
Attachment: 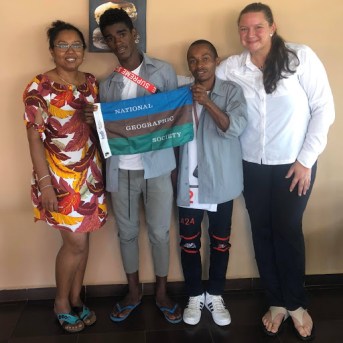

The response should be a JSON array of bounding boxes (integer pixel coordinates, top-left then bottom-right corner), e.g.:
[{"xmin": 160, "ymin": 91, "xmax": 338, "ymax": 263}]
[{"xmin": 23, "ymin": 73, "xmax": 107, "ymax": 232}]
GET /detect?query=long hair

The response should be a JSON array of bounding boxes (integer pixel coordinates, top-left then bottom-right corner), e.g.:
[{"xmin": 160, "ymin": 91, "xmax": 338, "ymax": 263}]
[{"xmin": 238, "ymin": 3, "xmax": 299, "ymax": 94}]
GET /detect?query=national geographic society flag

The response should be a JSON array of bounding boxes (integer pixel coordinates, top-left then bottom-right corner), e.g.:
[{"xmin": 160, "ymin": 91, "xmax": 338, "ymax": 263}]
[{"xmin": 94, "ymin": 86, "xmax": 194, "ymax": 158}]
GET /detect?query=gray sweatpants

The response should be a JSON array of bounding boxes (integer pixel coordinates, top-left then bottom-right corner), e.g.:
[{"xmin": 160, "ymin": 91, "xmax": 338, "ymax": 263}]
[{"xmin": 110, "ymin": 169, "xmax": 173, "ymax": 277}]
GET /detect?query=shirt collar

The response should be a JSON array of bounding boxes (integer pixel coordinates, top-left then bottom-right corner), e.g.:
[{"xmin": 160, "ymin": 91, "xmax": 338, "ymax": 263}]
[
  {"xmin": 242, "ymin": 50, "xmax": 260, "ymax": 71},
  {"xmin": 211, "ymin": 77, "xmax": 226, "ymax": 97},
  {"xmin": 110, "ymin": 52, "xmax": 158, "ymax": 83}
]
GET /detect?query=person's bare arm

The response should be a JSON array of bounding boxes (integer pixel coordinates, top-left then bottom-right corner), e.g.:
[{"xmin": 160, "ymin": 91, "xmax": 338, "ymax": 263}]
[{"xmin": 26, "ymin": 126, "xmax": 58, "ymax": 212}]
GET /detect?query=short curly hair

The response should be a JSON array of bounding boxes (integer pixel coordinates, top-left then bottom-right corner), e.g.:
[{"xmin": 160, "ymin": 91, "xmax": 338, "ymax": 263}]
[{"xmin": 99, "ymin": 8, "xmax": 134, "ymax": 34}]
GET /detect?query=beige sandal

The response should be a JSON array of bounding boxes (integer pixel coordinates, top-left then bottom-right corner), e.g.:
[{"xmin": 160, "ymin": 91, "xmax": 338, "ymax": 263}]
[
  {"xmin": 262, "ymin": 306, "xmax": 289, "ymax": 336},
  {"xmin": 73, "ymin": 305, "xmax": 96, "ymax": 326},
  {"xmin": 288, "ymin": 307, "xmax": 315, "ymax": 341}
]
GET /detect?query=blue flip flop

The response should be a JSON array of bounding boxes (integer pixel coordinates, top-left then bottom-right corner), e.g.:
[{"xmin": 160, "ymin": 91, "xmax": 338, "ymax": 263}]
[
  {"xmin": 109, "ymin": 301, "xmax": 141, "ymax": 322},
  {"xmin": 72, "ymin": 305, "xmax": 96, "ymax": 326},
  {"xmin": 156, "ymin": 303, "xmax": 182, "ymax": 324},
  {"xmin": 56, "ymin": 312, "xmax": 85, "ymax": 333}
]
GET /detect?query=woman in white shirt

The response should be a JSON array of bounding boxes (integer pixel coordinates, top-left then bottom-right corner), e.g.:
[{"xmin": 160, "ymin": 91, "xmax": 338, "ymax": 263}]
[{"xmin": 216, "ymin": 3, "xmax": 334, "ymax": 341}]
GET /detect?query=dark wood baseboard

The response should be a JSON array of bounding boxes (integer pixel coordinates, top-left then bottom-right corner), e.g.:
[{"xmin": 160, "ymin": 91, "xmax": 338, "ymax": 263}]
[{"xmin": 1, "ymin": 273, "xmax": 343, "ymax": 303}]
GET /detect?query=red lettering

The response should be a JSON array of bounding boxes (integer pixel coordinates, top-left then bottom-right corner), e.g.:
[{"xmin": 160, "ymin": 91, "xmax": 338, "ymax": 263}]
[
  {"xmin": 180, "ymin": 217, "xmax": 195, "ymax": 225},
  {"xmin": 189, "ymin": 190, "xmax": 194, "ymax": 204}
]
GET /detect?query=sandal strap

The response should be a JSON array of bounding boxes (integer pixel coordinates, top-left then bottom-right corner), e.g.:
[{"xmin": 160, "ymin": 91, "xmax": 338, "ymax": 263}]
[
  {"xmin": 288, "ymin": 307, "xmax": 307, "ymax": 325},
  {"xmin": 157, "ymin": 303, "xmax": 178, "ymax": 314},
  {"xmin": 73, "ymin": 305, "xmax": 91, "ymax": 320},
  {"xmin": 269, "ymin": 306, "xmax": 288, "ymax": 321},
  {"xmin": 57, "ymin": 313, "xmax": 81, "ymax": 325}
]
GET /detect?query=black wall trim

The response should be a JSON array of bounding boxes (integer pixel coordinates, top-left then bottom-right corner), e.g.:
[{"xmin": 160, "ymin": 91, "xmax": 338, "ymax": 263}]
[{"xmin": 1, "ymin": 273, "xmax": 342, "ymax": 303}]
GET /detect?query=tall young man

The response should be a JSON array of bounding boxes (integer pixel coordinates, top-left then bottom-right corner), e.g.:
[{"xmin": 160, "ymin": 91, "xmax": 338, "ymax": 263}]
[{"xmin": 98, "ymin": 8, "xmax": 181, "ymax": 324}]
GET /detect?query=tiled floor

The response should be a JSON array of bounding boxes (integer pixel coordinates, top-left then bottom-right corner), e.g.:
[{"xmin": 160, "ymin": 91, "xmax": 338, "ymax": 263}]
[{"xmin": 1, "ymin": 287, "xmax": 342, "ymax": 343}]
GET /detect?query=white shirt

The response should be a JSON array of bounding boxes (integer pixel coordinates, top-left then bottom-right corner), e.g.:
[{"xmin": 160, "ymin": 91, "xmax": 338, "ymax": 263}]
[
  {"xmin": 216, "ymin": 43, "xmax": 335, "ymax": 168},
  {"xmin": 118, "ymin": 64, "xmax": 144, "ymax": 170},
  {"xmin": 180, "ymin": 101, "xmax": 217, "ymax": 212}
]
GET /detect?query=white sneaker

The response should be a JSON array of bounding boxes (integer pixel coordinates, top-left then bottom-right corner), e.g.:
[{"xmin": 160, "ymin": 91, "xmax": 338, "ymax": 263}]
[
  {"xmin": 205, "ymin": 292, "xmax": 231, "ymax": 326},
  {"xmin": 183, "ymin": 293, "xmax": 205, "ymax": 325}
]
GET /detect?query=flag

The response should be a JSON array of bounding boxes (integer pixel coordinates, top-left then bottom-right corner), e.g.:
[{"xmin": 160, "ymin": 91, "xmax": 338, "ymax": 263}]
[{"xmin": 94, "ymin": 86, "xmax": 194, "ymax": 158}]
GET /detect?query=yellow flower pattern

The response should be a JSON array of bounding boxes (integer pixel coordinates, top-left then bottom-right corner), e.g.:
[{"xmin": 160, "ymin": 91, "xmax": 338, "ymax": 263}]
[{"xmin": 23, "ymin": 73, "xmax": 107, "ymax": 232}]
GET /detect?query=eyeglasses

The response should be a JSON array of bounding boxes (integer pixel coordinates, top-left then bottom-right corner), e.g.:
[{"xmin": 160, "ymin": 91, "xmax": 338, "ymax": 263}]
[{"xmin": 54, "ymin": 43, "xmax": 84, "ymax": 51}]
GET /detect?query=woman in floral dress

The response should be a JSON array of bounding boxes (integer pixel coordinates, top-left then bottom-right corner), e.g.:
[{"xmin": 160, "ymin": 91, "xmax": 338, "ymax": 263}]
[{"xmin": 23, "ymin": 20, "xmax": 107, "ymax": 333}]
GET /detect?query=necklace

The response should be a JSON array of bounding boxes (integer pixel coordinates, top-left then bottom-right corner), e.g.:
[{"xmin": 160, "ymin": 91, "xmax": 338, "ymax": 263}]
[
  {"xmin": 56, "ymin": 71, "xmax": 78, "ymax": 86},
  {"xmin": 251, "ymin": 56, "xmax": 265, "ymax": 71}
]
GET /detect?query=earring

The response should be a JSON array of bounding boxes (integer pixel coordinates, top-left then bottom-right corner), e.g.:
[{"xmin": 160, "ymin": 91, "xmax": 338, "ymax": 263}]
[
  {"xmin": 134, "ymin": 33, "xmax": 140, "ymax": 44},
  {"xmin": 270, "ymin": 32, "xmax": 273, "ymax": 37}
]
